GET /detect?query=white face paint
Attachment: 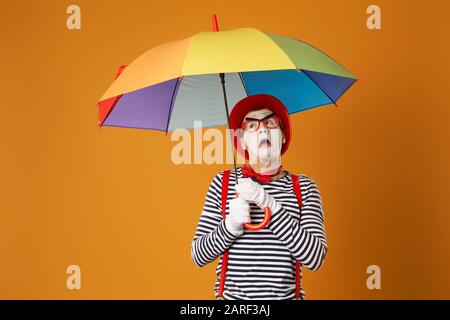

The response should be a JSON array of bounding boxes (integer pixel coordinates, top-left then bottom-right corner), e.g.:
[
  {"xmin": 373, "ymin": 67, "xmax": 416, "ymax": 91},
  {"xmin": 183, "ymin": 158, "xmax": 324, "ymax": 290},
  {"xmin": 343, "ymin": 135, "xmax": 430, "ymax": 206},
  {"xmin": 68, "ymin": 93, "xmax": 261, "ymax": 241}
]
[{"xmin": 240, "ymin": 108, "xmax": 285, "ymax": 173}]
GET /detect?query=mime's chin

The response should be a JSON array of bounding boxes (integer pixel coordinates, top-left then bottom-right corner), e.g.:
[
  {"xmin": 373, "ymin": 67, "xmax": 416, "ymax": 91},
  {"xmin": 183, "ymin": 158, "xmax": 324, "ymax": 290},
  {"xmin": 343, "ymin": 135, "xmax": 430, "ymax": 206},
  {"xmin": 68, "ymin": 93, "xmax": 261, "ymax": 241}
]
[{"xmin": 258, "ymin": 151, "xmax": 272, "ymax": 164}]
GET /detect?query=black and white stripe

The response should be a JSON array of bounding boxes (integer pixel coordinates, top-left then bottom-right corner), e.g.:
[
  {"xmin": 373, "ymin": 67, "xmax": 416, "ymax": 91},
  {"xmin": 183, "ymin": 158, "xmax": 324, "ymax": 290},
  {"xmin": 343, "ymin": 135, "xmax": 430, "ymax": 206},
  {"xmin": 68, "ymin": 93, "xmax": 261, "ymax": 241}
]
[{"xmin": 191, "ymin": 167, "xmax": 327, "ymax": 300}]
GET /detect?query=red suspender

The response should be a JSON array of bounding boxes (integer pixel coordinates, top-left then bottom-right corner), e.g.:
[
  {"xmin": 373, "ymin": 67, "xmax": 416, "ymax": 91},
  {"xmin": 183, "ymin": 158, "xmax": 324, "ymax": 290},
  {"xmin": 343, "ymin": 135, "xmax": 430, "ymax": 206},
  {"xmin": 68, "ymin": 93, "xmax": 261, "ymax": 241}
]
[
  {"xmin": 218, "ymin": 170, "xmax": 230, "ymax": 298},
  {"xmin": 218, "ymin": 170, "xmax": 303, "ymax": 300},
  {"xmin": 291, "ymin": 174, "xmax": 303, "ymax": 300}
]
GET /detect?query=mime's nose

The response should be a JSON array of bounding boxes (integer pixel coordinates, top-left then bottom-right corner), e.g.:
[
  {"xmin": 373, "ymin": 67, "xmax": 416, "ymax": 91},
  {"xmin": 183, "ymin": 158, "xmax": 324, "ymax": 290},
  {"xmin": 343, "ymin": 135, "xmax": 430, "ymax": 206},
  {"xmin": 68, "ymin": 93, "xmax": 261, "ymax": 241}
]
[{"xmin": 259, "ymin": 127, "xmax": 269, "ymax": 134}]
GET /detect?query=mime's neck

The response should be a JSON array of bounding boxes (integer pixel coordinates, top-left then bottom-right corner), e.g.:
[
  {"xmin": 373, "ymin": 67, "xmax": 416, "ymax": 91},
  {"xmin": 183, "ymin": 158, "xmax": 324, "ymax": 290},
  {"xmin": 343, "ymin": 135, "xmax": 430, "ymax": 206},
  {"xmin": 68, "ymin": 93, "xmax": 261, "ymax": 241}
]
[{"xmin": 249, "ymin": 162, "xmax": 281, "ymax": 175}]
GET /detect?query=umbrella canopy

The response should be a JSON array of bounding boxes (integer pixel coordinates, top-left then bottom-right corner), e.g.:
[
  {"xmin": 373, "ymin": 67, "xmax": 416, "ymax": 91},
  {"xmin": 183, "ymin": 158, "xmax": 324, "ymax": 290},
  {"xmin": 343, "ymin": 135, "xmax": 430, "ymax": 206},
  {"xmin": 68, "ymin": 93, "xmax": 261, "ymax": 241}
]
[{"xmin": 97, "ymin": 27, "xmax": 356, "ymax": 132}]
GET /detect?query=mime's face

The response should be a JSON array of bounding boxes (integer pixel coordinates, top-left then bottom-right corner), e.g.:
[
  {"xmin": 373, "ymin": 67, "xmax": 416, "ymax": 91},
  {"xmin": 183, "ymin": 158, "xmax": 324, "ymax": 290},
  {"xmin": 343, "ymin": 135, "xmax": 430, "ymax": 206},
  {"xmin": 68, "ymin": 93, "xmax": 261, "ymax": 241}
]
[{"xmin": 240, "ymin": 108, "xmax": 285, "ymax": 166}]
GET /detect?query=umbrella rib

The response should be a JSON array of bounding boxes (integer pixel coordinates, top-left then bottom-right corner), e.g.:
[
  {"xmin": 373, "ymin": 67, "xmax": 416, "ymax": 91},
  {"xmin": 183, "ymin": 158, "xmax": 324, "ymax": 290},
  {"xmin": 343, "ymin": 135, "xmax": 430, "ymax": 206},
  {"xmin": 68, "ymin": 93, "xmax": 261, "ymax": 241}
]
[
  {"xmin": 302, "ymin": 70, "xmax": 338, "ymax": 107},
  {"xmin": 260, "ymin": 30, "xmax": 343, "ymax": 106},
  {"xmin": 165, "ymin": 77, "xmax": 183, "ymax": 135},
  {"xmin": 286, "ymin": 35, "xmax": 357, "ymax": 79},
  {"xmin": 238, "ymin": 72, "xmax": 249, "ymax": 97},
  {"xmin": 164, "ymin": 33, "xmax": 198, "ymax": 135},
  {"xmin": 99, "ymin": 95, "xmax": 123, "ymax": 127}
]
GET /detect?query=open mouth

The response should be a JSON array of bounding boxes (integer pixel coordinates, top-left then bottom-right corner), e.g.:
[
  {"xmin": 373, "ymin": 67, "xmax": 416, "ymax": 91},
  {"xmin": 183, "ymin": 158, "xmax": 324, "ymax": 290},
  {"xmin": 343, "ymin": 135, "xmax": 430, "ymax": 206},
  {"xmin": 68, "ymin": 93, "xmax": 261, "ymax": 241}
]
[{"xmin": 259, "ymin": 138, "xmax": 271, "ymax": 148}]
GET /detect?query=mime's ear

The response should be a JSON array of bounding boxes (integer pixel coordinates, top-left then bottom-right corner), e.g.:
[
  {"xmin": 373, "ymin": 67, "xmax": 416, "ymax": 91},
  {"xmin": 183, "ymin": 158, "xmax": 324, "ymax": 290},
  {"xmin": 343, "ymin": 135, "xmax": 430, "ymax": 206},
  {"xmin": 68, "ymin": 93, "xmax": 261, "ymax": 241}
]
[
  {"xmin": 282, "ymin": 132, "xmax": 286, "ymax": 144},
  {"xmin": 239, "ymin": 131, "xmax": 246, "ymax": 150}
]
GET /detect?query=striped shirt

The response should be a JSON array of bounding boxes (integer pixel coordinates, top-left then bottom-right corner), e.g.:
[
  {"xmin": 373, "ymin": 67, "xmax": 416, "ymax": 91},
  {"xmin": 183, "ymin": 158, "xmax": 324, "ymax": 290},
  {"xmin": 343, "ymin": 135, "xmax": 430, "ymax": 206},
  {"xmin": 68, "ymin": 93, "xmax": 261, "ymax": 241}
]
[{"xmin": 191, "ymin": 166, "xmax": 328, "ymax": 300}]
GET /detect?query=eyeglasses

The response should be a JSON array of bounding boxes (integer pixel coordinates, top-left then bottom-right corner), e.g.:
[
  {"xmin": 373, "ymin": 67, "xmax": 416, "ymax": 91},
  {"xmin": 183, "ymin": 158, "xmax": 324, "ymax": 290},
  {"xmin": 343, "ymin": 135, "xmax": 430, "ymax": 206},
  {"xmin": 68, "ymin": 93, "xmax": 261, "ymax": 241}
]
[{"xmin": 241, "ymin": 115, "xmax": 283, "ymax": 132}]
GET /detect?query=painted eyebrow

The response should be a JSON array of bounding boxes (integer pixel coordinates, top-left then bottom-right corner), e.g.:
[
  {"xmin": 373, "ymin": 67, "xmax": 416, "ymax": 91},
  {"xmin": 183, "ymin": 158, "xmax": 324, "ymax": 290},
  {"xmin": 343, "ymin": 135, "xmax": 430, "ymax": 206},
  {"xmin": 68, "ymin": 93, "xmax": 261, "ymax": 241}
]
[{"xmin": 245, "ymin": 114, "xmax": 274, "ymax": 121}]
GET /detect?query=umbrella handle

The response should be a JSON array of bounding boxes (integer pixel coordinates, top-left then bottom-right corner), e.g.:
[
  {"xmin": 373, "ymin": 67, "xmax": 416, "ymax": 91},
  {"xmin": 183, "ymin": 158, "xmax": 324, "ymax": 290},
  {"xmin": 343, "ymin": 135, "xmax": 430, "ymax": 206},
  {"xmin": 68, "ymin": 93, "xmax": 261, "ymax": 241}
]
[
  {"xmin": 244, "ymin": 207, "xmax": 271, "ymax": 231},
  {"xmin": 235, "ymin": 192, "xmax": 271, "ymax": 231}
]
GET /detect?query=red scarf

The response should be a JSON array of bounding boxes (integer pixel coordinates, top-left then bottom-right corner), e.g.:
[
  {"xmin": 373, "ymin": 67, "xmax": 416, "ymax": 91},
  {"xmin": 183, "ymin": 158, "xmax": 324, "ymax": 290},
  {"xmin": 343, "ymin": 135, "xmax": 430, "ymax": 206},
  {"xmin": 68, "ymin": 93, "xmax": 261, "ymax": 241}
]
[{"xmin": 241, "ymin": 164, "xmax": 283, "ymax": 184}]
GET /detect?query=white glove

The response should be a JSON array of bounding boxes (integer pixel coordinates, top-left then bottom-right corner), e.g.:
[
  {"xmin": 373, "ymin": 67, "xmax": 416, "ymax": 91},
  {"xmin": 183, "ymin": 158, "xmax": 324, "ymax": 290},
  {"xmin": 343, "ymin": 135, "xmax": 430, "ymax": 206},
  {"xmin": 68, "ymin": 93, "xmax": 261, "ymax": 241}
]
[
  {"xmin": 225, "ymin": 198, "xmax": 251, "ymax": 236},
  {"xmin": 235, "ymin": 178, "xmax": 280, "ymax": 212}
]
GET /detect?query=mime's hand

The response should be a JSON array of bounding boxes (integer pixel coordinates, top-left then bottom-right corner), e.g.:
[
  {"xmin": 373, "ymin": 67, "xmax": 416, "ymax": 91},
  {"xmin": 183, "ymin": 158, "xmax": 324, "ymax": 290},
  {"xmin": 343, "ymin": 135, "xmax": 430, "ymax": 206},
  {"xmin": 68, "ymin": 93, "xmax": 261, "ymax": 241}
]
[
  {"xmin": 225, "ymin": 198, "xmax": 251, "ymax": 236},
  {"xmin": 236, "ymin": 178, "xmax": 275, "ymax": 211}
]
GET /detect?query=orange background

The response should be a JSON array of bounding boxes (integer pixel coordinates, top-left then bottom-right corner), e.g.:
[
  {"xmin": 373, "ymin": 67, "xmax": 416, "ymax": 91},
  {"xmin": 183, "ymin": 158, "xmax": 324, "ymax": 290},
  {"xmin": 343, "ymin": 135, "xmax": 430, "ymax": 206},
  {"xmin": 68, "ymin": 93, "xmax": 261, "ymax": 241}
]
[{"xmin": 1, "ymin": 0, "xmax": 449, "ymax": 299}]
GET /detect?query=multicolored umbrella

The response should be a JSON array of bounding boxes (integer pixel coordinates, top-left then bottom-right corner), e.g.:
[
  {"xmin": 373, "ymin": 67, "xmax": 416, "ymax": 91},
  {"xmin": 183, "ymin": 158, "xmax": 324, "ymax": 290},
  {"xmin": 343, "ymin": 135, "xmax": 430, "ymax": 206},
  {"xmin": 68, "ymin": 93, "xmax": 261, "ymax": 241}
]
[
  {"xmin": 97, "ymin": 18, "xmax": 356, "ymax": 299},
  {"xmin": 96, "ymin": 15, "xmax": 356, "ymax": 234},
  {"xmin": 97, "ymin": 16, "xmax": 357, "ymax": 133}
]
